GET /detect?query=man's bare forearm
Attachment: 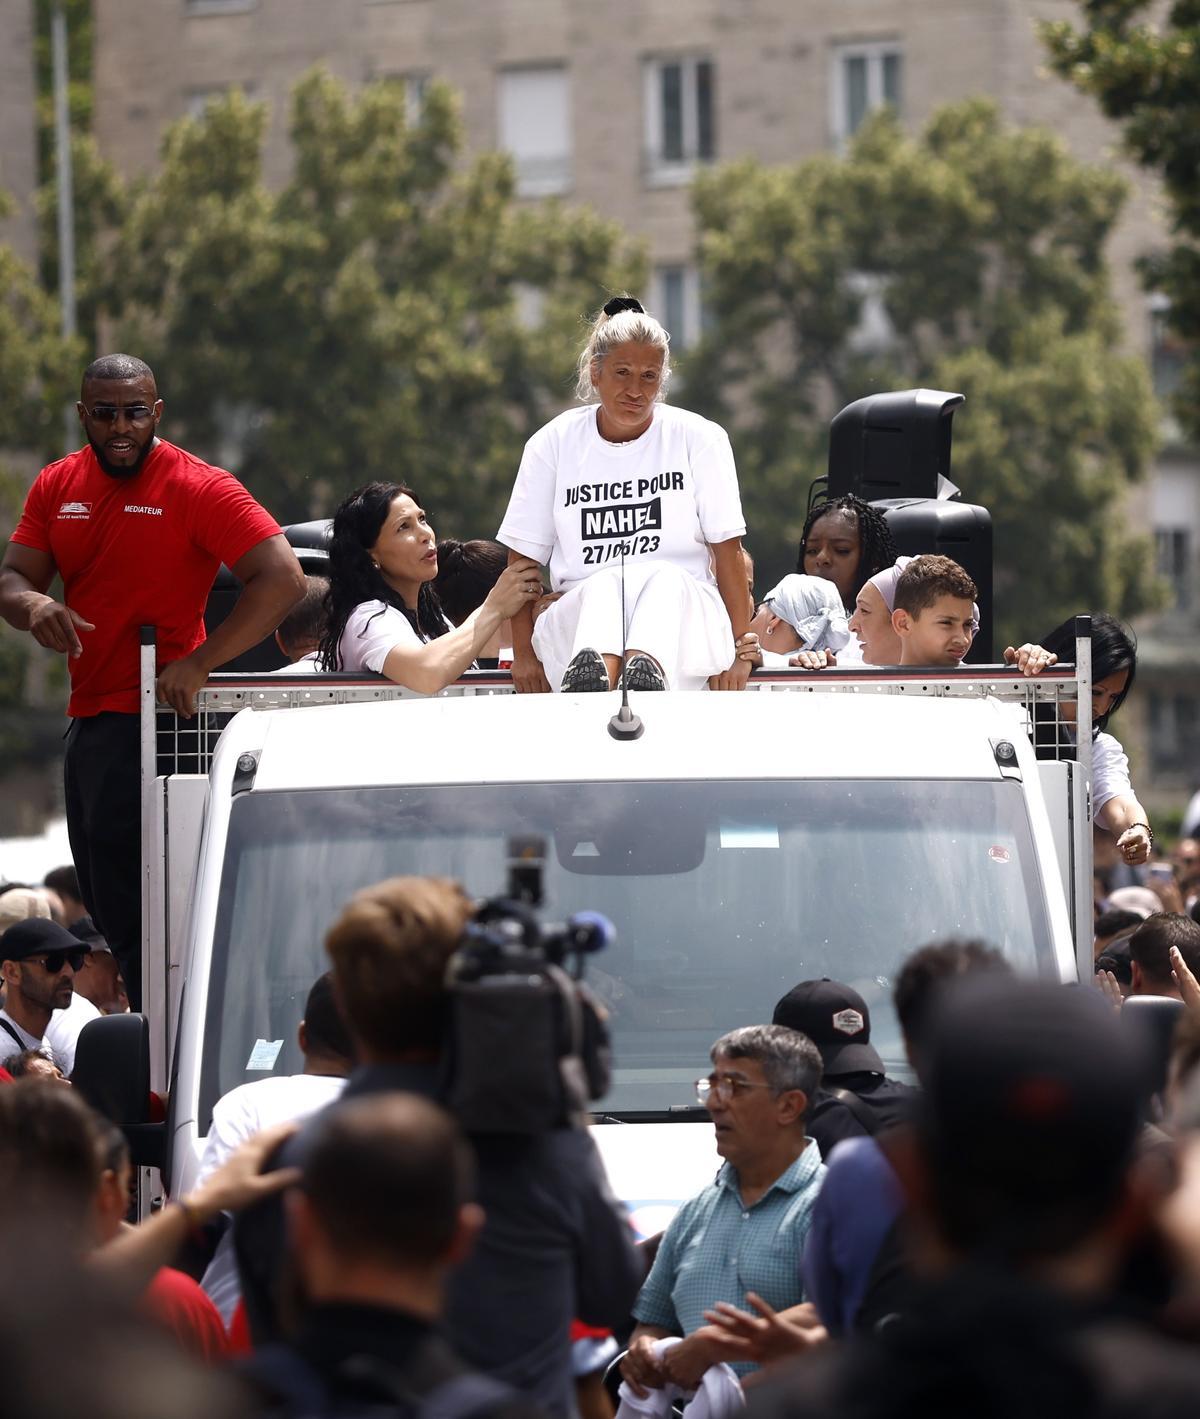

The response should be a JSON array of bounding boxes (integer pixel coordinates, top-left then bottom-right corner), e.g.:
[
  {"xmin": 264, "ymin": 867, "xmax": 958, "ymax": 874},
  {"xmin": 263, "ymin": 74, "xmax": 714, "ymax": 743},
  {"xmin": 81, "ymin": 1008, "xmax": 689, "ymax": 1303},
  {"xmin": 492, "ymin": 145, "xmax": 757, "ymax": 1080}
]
[
  {"xmin": 0, "ymin": 567, "xmax": 54, "ymax": 632},
  {"xmin": 188, "ymin": 567, "xmax": 305, "ymax": 674}
]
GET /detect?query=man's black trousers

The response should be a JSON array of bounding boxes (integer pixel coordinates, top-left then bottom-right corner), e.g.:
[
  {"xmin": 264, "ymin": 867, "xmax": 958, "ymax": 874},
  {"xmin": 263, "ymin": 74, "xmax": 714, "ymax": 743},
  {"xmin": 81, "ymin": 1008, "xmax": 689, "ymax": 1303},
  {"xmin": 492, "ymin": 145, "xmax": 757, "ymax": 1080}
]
[{"xmin": 63, "ymin": 711, "xmax": 144, "ymax": 1010}]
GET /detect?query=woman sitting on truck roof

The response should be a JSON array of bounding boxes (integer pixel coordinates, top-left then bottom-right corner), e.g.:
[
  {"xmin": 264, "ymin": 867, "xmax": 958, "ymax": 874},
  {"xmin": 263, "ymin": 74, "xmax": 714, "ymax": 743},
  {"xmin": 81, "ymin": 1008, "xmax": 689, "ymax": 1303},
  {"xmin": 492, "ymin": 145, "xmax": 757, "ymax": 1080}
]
[
  {"xmin": 497, "ymin": 296, "xmax": 753, "ymax": 693},
  {"xmin": 1010, "ymin": 612, "xmax": 1152, "ymax": 867},
  {"xmin": 317, "ymin": 482, "xmax": 542, "ymax": 695}
]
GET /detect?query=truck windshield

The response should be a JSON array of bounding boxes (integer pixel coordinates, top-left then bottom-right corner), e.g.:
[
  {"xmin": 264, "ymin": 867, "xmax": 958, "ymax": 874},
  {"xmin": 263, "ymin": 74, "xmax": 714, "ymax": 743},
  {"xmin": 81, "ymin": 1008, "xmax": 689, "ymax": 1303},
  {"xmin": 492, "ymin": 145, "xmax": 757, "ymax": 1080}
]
[{"xmin": 201, "ymin": 778, "xmax": 1056, "ymax": 1124}]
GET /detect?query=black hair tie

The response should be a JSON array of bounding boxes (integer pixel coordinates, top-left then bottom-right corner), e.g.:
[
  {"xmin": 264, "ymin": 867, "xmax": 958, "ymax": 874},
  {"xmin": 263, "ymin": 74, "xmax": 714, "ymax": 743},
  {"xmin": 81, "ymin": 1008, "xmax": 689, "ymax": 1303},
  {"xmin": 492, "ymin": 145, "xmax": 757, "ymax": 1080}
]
[{"xmin": 602, "ymin": 296, "xmax": 645, "ymax": 317}]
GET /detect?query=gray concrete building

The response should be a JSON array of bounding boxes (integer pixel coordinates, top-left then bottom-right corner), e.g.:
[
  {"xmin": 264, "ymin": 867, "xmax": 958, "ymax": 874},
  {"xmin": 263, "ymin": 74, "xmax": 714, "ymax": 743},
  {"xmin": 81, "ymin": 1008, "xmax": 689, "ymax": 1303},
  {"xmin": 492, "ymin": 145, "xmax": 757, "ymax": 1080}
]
[
  {"xmin": 0, "ymin": 0, "xmax": 40, "ymax": 268},
  {"xmin": 91, "ymin": 0, "xmax": 1199, "ymax": 805}
]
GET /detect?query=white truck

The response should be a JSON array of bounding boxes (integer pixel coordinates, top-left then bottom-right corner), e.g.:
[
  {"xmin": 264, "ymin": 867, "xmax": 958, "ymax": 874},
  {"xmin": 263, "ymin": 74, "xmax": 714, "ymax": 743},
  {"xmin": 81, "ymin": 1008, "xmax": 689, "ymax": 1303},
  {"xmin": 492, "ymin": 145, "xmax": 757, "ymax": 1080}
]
[{"xmin": 72, "ymin": 640, "xmax": 1095, "ymax": 1232}]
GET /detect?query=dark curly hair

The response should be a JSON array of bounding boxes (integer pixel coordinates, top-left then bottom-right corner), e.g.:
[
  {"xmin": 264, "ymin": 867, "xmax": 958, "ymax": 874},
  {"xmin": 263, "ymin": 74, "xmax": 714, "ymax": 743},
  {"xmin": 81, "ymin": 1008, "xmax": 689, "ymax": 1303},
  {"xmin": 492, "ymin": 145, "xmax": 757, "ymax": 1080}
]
[
  {"xmin": 318, "ymin": 482, "xmax": 447, "ymax": 671},
  {"xmin": 798, "ymin": 495, "xmax": 897, "ymax": 608}
]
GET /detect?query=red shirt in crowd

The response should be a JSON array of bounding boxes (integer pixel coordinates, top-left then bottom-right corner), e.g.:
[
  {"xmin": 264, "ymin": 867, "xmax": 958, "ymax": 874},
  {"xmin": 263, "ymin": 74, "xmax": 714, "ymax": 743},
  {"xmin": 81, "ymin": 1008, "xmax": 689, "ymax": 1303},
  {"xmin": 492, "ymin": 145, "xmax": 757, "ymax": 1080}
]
[
  {"xmin": 142, "ymin": 1266, "xmax": 231, "ymax": 1363},
  {"xmin": 11, "ymin": 440, "xmax": 281, "ymax": 716}
]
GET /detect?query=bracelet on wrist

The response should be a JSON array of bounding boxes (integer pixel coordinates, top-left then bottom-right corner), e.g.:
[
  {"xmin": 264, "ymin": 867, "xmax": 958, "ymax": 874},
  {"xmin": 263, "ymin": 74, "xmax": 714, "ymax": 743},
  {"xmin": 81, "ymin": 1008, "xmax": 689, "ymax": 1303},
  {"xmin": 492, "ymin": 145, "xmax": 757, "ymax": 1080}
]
[
  {"xmin": 1129, "ymin": 821, "xmax": 1154, "ymax": 843},
  {"xmin": 168, "ymin": 1196, "xmax": 204, "ymax": 1232}
]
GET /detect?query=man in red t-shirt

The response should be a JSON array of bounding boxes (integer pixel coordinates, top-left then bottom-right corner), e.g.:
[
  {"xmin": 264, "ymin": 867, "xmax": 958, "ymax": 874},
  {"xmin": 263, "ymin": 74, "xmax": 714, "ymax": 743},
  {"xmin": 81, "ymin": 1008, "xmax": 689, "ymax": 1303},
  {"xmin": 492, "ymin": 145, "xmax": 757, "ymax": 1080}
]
[{"xmin": 0, "ymin": 354, "xmax": 305, "ymax": 1008}]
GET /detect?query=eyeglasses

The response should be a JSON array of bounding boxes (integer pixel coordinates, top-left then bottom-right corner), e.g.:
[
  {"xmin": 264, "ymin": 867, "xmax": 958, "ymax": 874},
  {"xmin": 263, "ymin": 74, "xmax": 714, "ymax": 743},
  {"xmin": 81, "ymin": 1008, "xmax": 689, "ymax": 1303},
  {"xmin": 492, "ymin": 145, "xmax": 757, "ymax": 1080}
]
[
  {"xmin": 694, "ymin": 1073, "xmax": 776, "ymax": 1106},
  {"xmin": 24, "ymin": 949, "xmax": 87, "ymax": 975},
  {"xmin": 81, "ymin": 404, "xmax": 156, "ymax": 425}
]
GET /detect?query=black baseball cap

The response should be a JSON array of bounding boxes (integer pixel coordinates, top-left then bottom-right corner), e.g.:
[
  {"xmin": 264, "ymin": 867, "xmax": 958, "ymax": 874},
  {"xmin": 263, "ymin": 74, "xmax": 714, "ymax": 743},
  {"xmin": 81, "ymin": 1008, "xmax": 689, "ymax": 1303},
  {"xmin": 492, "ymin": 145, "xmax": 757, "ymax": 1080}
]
[
  {"xmin": 0, "ymin": 917, "xmax": 91, "ymax": 964},
  {"xmin": 69, "ymin": 915, "xmax": 111, "ymax": 954},
  {"xmin": 773, "ymin": 978, "xmax": 884, "ymax": 1075}
]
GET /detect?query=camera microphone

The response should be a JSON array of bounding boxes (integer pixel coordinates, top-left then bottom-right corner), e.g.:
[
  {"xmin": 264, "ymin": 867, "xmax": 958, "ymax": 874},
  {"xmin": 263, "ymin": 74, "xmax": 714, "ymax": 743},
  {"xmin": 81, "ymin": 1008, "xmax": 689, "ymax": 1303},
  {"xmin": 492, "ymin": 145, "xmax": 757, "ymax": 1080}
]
[{"xmin": 564, "ymin": 910, "xmax": 616, "ymax": 956}]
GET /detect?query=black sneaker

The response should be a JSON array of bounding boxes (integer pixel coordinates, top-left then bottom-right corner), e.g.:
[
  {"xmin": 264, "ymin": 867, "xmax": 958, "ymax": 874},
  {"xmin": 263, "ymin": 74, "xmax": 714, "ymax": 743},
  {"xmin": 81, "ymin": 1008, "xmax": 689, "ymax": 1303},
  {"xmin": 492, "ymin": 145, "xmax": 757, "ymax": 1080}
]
[
  {"xmin": 561, "ymin": 648, "xmax": 610, "ymax": 692},
  {"xmin": 622, "ymin": 654, "xmax": 667, "ymax": 691}
]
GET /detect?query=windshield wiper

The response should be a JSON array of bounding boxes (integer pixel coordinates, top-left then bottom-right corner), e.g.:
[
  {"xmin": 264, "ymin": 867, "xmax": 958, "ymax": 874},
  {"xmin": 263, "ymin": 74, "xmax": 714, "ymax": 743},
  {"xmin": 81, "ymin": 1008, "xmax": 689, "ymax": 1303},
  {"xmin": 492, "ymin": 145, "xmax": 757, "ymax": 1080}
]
[{"xmin": 590, "ymin": 1106, "xmax": 709, "ymax": 1123}]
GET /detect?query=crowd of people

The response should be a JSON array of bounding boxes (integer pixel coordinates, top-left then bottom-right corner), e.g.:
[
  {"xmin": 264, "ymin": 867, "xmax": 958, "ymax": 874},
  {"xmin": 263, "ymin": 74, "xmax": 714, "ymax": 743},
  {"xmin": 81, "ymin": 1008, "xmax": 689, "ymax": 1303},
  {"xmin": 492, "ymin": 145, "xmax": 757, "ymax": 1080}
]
[
  {"xmin": 0, "ymin": 293, "xmax": 1192, "ymax": 1414},
  {"xmin": 4, "ymin": 861, "xmax": 1200, "ymax": 1417}
]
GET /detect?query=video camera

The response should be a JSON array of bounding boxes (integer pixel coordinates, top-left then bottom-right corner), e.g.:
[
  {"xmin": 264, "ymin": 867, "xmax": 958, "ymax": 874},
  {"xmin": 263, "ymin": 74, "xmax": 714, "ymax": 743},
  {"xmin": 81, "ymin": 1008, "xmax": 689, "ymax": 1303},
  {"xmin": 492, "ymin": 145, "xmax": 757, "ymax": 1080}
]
[{"xmin": 441, "ymin": 835, "xmax": 614, "ymax": 1134}]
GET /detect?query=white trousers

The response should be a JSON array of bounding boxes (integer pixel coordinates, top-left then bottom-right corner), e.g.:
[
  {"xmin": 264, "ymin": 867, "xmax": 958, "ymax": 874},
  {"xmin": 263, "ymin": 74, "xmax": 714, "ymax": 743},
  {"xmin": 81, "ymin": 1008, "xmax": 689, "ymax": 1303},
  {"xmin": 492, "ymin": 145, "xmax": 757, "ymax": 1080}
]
[{"xmin": 532, "ymin": 562, "xmax": 734, "ymax": 692}]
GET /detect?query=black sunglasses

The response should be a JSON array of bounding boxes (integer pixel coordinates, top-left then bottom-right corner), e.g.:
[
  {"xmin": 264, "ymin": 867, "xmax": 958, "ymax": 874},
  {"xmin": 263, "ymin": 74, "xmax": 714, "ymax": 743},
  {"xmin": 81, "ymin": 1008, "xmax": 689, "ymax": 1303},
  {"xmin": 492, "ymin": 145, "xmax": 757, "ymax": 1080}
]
[
  {"xmin": 81, "ymin": 403, "xmax": 156, "ymax": 424},
  {"xmin": 24, "ymin": 949, "xmax": 88, "ymax": 974}
]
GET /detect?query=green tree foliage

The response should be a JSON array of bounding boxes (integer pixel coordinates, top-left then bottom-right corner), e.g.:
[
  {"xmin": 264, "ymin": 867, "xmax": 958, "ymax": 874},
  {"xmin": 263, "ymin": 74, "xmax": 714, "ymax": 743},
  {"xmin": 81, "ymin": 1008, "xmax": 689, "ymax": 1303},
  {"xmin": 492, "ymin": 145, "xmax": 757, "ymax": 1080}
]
[
  {"xmin": 681, "ymin": 100, "xmax": 1161, "ymax": 645},
  {"xmin": 33, "ymin": 1, "xmax": 106, "ymax": 312},
  {"xmin": 0, "ymin": 197, "xmax": 78, "ymax": 736},
  {"xmin": 94, "ymin": 72, "xmax": 642, "ymax": 535},
  {"xmin": 1043, "ymin": 1, "xmax": 1200, "ymax": 443}
]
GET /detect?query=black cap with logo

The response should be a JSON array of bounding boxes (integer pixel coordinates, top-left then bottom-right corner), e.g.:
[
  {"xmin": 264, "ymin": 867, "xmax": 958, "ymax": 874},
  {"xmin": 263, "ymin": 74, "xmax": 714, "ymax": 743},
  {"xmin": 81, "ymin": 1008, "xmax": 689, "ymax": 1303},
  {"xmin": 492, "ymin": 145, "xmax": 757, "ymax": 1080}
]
[
  {"xmin": 773, "ymin": 978, "xmax": 885, "ymax": 1076},
  {"xmin": 0, "ymin": 916, "xmax": 91, "ymax": 963}
]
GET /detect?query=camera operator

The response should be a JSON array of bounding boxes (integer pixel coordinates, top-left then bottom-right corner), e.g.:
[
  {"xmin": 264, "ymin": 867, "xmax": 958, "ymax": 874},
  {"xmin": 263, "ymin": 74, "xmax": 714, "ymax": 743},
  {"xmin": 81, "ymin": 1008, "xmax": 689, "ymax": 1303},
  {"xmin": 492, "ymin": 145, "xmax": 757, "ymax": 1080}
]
[{"xmin": 235, "ymin": 875, "xmax": 642, "ymax": 1418}]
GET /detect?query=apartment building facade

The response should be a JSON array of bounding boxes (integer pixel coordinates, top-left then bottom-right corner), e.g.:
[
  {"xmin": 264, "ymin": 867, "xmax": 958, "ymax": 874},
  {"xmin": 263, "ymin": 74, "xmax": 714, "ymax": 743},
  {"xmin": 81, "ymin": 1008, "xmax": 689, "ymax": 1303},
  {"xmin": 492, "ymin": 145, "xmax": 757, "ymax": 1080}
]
[
  {"xmin": 0, "ymin": 0, "xmax": 39, "ymax": 267},
  {"xmin": 91, "ymin": 0, "xmax": 1199, "ymax": 804}
]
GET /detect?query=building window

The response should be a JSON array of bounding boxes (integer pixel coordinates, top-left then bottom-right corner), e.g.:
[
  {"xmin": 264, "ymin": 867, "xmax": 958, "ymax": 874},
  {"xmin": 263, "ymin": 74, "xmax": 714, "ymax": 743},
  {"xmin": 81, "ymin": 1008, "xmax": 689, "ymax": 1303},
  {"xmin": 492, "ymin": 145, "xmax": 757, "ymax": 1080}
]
[
  {"xmin": 1156, "ymin": 526, "xmax": 1193, "ymax": 613},
  {"xmin": 845, "ymin": 271, "xmax": 897, "ymax": 354},
  {"xmin": 404, "ymin": 73, "xmax": 431, "ymax": 125},
  {"xmin": 653, "ymin": 264, "xmax": 706, "ymax": 350},
  {"xmin": 513, "ymin": 284, "xmax": 546, "ymax": 331},
  {"xmin": 643, "ymin": 56, "xmax": 715, "ymax": 185},
  {"xmin": 184, "ymin": 83, "xmax": 255, "ymax": 119},
  {"xmin": 1149, "ymin": 692, "xmax": 1200, "ymax": 776},
  {"xmin": 830, "ymin": 41, "xmax": 902, "ymax": 146},
  {"xmin": 497, "ymin": 66, "xmax": 572, "ymax": 198},
  {"xmin": 1149, "ymin": 293, "xmax": 1188, "ymax": 403},
  {"xmin": 184, "ymin": 0, "xmax": 257, "ymax": 15}
]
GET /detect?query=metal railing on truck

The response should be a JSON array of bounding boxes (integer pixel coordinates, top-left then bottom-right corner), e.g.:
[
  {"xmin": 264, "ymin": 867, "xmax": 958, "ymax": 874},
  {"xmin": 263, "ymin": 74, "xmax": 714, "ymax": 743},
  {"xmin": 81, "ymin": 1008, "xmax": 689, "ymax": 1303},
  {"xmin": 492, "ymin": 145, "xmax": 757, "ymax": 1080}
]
[
  {"xmin": 137, "ymin": 620, "xmax": 1093, "ymax": 1085},
  {"xmin": 139, "ymin": 622, "xmax": 1093, "ymax": 783}
]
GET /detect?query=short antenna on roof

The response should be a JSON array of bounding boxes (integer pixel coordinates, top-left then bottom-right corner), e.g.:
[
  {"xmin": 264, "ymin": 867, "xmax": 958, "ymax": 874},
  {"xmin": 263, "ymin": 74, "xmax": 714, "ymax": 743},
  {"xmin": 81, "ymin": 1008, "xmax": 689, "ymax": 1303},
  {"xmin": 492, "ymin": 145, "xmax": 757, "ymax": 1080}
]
[{"xmin": 608, "ymin": 541, "xmax": 644, "ymax": 742}]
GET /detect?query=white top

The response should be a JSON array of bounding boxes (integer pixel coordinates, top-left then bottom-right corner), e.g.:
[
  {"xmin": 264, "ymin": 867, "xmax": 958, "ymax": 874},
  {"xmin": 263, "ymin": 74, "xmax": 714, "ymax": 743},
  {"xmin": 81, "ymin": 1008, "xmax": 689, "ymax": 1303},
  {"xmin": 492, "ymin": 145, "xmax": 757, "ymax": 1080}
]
[
  {"xmin": 197, "ymin": 1071, "xmax": 349, "ymax": 1325},
  {"xmin": 498, "ymin": 403, "xmax": 746, "ymax": 592},
  {"xmin": 197, "ymin": 1071, "xmax": 348, "ymax": 1182},
  {"xmin": 269, "ymin": 650, "xmax": 321, "ymax": 675},
  {"xmin": 1093, "ymin": 729, "xmax": 1132, "ymax": 813},
  {"xmin": 336, "ymin": 600, "xmax": 425, "ymax": 674},
  {"xmin": 0, "ymin": 1009, "xmax": 49, "ymax": 1065},
  {"xmin": 44, "ymin": 991, "xmax": 102, "ymax": 1076}
]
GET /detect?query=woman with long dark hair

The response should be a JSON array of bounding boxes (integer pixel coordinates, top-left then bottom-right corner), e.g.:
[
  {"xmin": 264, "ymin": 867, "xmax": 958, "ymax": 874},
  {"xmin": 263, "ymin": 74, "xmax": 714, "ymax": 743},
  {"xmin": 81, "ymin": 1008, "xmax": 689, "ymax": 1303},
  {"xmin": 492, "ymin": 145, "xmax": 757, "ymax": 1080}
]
[
  {"xmin": 1006, "ymin": 612, "xmax": 1151, "ymax": 866},
  {"xmin": 318, "ymin": 481, "xmax": 541, "ymax": 694}
]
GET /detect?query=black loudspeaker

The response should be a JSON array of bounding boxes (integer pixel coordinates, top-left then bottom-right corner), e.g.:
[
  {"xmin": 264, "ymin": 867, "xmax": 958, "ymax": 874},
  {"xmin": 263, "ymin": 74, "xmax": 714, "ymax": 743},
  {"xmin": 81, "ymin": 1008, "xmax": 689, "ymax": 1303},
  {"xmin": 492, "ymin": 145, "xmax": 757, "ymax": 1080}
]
[
  {"xmin": 876, "ymin": 498, "xmax": 994, "ymax": 663},
  {"xmin": 828, "ymin": 388, "xmax": 965, "ymax": 503},
  {"xmin": 203, "ymin": 520, "xmax": 331, "ymax": 672},
  {"xmin": 822, "ymin": 388, "xmax": 993, "ymax": 661}
]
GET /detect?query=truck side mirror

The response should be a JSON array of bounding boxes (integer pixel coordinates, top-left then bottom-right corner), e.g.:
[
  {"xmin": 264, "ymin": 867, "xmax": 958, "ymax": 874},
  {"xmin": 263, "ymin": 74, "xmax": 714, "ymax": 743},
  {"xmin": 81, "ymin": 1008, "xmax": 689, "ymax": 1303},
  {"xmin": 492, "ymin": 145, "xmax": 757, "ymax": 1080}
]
[{"xmin": 72, "ymin": 1013, "xmax": 165, "ymax": 1169}]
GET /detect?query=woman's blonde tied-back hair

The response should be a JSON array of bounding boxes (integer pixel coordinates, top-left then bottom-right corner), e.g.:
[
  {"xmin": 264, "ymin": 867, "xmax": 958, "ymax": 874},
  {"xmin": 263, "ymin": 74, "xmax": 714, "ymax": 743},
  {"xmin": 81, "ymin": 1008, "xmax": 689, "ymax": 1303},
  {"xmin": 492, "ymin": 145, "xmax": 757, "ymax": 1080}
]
[{"xmin": 574, "ymin": 296, "xmax": 671, "ymax": 402}]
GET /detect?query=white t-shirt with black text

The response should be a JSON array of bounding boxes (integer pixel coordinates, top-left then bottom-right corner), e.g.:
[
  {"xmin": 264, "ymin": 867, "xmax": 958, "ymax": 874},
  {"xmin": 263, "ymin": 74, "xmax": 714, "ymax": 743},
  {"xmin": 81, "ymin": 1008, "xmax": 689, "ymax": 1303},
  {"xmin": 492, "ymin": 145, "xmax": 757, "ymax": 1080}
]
[{"xmin": 498, "ymin": 403, "xmax": 746, "ymax": 592}]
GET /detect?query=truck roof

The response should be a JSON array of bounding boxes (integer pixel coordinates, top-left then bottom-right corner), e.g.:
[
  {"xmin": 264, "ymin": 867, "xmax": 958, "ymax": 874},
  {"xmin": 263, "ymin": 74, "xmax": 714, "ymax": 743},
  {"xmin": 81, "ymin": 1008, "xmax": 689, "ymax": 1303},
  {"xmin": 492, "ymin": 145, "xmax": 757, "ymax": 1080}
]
[{"xmin": 211, "ymin": 689, "xmax": 1032, "ymax": 791}]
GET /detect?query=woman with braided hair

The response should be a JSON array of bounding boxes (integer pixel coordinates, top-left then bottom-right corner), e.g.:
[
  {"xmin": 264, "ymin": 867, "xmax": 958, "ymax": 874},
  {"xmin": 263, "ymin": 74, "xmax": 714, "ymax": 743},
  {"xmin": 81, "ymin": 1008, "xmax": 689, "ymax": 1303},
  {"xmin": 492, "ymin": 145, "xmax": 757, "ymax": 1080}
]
[
  {"xmin": 799, "ymin": 496, "xmax": 896, "ymax": 609},
  {"xmin": 318, "ymin": 481, "xmax": 541, "ymax": 694},
  {"xmin": 796, "ymin": 496, "xmax": 897, "ymax": 667},
  {"xmin": 498, "ymin": 296, "xmax": 752, "ymax": 693}
]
